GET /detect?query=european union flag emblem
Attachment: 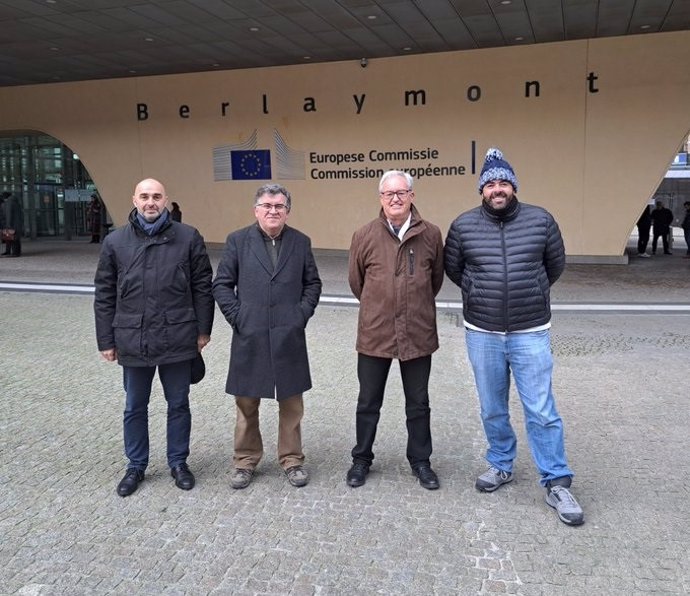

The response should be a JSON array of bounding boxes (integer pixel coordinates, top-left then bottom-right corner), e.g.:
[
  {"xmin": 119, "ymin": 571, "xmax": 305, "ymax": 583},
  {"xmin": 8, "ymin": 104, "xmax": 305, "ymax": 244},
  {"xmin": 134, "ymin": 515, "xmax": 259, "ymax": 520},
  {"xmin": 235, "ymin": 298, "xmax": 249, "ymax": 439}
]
[{"xmin": 230, "ymin": 150, "xmax": 272, "ymax": 180}]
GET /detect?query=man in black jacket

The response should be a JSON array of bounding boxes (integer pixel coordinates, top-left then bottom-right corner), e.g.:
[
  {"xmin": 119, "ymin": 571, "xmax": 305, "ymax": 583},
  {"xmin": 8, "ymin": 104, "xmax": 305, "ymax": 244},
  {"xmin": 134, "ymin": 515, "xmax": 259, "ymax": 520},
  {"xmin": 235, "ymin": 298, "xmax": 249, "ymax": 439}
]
[
  {"xmin": 94, "ymin": 178, "xmax": 214, "ymax": 497},
  {"xmin": 650, "ymin": 200, "xmax": 674, "ymax": 255},
  {"xmin": 444, "ymin": 148, "xmax": 583, "ymax": 526},
  {"xmin": 682, "ymin": 201, "xmax": 690, "ymax": 258}
]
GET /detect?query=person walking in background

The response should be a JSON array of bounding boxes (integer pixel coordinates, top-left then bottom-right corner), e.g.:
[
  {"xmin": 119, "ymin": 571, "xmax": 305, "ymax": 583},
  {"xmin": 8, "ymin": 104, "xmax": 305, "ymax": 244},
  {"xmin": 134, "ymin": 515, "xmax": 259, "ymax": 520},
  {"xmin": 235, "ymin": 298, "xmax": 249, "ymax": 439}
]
[
  {"xmin": 94, "ymin": 178, "xmax": 214, "ymax": 497},
  {"xmin": 170, "ymin": 201, "xmax": 182, "ymax": 222},
  {"xmin": 2, "ymin": 191, "xmax": 23, "ymax": 257},
  {"xmin": 444, "ymin": 148, "xmax": 584, "ymax": 526},
  {"xmin": 681, "ymin": 201, "xmax": 690, "ymax": 258},
  {"xmin": 636, "ymin": 205, "xmax": 652, "ymax": 257},
  {"xmin": 0, "ymin": 192, "xmax": 7, "ymax": 254},
  {"xmin": 213, "ymin": 184, "xmax": 322, "ymax": 490},
  {"xmin": 346, "ymin": 170, "xmax": 444, "ymax": 491},
  {"xmin": 87, "ymin": 194, "xmax": 102, "ymax": 243},
  {"xmin": 650, "ymin": 200, "xmax": 674, "ymax": 255}
]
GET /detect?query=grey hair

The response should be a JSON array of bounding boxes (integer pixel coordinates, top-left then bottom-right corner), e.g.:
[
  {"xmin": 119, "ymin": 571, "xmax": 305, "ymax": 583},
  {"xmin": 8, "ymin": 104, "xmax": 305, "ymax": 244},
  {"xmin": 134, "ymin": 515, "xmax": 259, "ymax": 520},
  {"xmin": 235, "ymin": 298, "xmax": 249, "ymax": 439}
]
[
  {"xmin": 254, "ymin": 184, "xmax": 291, "ymax": 211},
  {"xmin": 378, "ymin": 170, "xmax": 414, "ymax": 193}
]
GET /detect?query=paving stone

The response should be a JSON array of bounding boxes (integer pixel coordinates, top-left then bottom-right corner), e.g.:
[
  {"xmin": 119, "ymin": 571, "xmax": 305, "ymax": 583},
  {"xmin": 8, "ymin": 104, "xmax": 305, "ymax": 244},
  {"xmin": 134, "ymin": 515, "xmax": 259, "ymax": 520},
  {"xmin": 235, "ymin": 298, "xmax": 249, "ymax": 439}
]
[{"xmin": 1, "ymin": 240, "xmax": 689, "ymax": 594}]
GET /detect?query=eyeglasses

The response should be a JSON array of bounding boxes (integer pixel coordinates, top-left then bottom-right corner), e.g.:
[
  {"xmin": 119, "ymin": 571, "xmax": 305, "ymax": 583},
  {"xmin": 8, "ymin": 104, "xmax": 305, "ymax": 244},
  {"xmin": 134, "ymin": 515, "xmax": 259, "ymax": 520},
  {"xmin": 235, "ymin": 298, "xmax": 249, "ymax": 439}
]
[
  {"xmin": 256, "ymin": 203, "xmax": 288, "ymax": 212},
  {"xmin": 380, "ymin": 189, "xmax": 412, "ymax": 201}
]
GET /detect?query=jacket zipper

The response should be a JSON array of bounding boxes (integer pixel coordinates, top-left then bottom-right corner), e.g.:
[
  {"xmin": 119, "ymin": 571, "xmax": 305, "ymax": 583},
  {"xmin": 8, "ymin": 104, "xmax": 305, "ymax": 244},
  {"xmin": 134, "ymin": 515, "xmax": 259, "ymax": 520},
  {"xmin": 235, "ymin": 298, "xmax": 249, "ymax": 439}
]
[{"xmin": 500, "ymin": 221, "xmax": 509, "ymax": 330}]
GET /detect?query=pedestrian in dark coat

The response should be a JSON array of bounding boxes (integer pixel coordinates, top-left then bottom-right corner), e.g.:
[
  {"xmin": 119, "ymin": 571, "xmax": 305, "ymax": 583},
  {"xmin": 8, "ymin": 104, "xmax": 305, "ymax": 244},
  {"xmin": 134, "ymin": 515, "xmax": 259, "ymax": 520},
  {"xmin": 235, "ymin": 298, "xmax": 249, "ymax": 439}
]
[
  {"xmin": 213, "ymin": 183, "xmax": 321, "ymax": 490},
  {"xmin": 682, "ymin": 201, "xmax": 690, "ymax": 257},
  {"xmin": 650, "ymin": 200, "xmax": 674, "ymax": 254},
  {"xmin": 2, "ymin": 192, "xmax": 23, "ymax": 257},
  {"xmin": 94, "ymin": 178, "xmax": 214, "ymax": 497},
  {"xmin": 636, "ymin": 205, "xmax": 652, "ymax": 257},
  {"xmin": 170, "ymin": 201, "xmax": 182, "ymax": 222},
  {"xmin": 87, "ymin": 194, "xmax": 102, "ymax": 243},
  {"xmin": 0, "ymin": 192, "xmax": 7, "ymax": 254}
]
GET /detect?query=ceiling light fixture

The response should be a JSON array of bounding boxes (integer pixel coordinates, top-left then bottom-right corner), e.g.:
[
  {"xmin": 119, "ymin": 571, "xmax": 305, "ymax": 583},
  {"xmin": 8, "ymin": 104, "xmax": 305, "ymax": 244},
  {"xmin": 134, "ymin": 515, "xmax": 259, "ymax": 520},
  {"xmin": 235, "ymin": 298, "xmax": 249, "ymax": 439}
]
[
  {"xmin": 514, "ymin": 36, "xmax": 524, "ymax": 41},
  {"xmin": 144, "ymin": 37, "xmax": 154, "ymax": 42},
  {"xmin": 303, "ymin": 56, "xmax": 311, "ymax": 60},
  {"xmin": 500, "ymin": 0, "xmax": 512, "ymax": 4},
  {"xmin": 402, "ymin": 47, "xmax": 412, "ymax": 51},
  {"xmin": 50, "ymin": 47, "xmax": 59, "ymax": 51},
  {"xmin": 640, "ymin": 24, "xmax": 651, "ymax": 30},
  {"xmin": 367, "ymin": 15, "xmax": 377, "ymax": 20},
  {"xmin": 249, "ymin": 27, "xmax": 260, "ymax": 32}
]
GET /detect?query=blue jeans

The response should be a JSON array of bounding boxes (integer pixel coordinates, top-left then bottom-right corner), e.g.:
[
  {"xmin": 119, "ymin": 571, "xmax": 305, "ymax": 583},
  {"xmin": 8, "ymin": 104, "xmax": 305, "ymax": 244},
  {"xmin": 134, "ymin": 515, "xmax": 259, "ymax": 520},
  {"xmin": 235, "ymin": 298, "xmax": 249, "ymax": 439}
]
[
  {"xmin": 122, "ymin": 362, "xmax": 192, "ymax": 471},
  {"xmin": 465, "ymin": 328, "xmax": 573, "ymax": 486}
]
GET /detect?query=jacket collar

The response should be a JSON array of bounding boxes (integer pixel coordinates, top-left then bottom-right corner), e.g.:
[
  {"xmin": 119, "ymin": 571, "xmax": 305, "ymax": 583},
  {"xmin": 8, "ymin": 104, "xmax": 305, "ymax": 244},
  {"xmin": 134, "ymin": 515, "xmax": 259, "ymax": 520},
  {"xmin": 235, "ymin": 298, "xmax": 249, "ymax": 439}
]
[
  {"xmin": 481, "ymin": 197, "xmax": 521, "ymax": 223},
  {"xmin": 378, "ymin": 204, "xmax": 424, "ymax": 232},
  {"xmin": 249, "ymin": 223, "xmax": 295, "ymax": 277},
  {"xmin": 128, "ymin": 208, "xmax": 173, "ymax": 237}
]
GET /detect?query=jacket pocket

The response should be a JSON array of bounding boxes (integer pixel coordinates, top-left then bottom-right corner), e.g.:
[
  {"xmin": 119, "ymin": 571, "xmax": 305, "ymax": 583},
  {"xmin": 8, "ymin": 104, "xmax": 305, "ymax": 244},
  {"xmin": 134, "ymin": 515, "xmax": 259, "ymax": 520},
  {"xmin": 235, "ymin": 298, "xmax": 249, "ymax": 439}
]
[
  {"xmin": 112, "ymin": 313, "xmax": 143, "ymax": 356},
  {"xmin": 165, "ymin": 307, "xmax": 197, "ymax": 324},
  {"xmin": 164, "ymin": 307, "xmax": 198, "ymax": 350}
]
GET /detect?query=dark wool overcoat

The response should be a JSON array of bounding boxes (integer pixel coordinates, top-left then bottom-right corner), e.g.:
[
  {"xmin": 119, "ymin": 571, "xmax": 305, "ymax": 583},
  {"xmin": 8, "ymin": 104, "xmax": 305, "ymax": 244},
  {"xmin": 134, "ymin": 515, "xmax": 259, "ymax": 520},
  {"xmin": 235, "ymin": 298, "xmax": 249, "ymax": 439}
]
[
  {"xmin": 212, "ymin": 224, "xmax": 322, "ymax": 400},
  {"xmin": 93, "ymin": 209, "xmax": 214, "ymax": 367}
]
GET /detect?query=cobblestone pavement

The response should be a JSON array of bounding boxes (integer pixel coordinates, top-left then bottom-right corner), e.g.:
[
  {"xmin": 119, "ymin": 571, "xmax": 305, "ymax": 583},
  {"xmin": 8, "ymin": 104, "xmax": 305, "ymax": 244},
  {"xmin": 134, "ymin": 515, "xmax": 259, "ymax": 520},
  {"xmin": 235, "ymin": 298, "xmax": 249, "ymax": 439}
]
[{"xmin": 1, "ymin": 240, "xmax": 689, "ymax": 595}]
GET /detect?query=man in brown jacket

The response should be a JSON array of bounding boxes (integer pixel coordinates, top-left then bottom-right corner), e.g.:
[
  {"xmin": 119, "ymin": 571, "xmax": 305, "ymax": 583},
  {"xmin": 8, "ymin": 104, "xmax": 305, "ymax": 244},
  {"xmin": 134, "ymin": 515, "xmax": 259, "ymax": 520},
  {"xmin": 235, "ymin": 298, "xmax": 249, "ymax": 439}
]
[{"xmin": 346, "ymin": 170, "xmax": 444, "ymax": 490}]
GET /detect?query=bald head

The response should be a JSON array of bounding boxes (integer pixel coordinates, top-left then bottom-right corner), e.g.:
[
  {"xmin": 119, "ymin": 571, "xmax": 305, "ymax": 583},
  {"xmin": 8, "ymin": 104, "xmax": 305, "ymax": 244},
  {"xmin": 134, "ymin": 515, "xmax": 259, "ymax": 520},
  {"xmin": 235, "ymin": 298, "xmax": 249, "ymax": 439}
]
[{"xmin": 133, "ymin": 178, "xmax": 168, "ymax": 222}]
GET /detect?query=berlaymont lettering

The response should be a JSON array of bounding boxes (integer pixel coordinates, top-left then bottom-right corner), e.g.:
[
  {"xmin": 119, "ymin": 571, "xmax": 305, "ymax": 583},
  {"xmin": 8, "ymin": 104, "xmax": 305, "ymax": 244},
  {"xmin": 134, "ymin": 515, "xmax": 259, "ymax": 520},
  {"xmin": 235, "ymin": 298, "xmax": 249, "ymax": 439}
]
[
  {"xmin": 132, "ymin": 71, "xmax": 600, "ymax": 184},
  {"xmin": 134, "ymin": 73, "xmax": 601, "ymax": 120},
  {"xmin": 1, "ymin": 32, "xmax": 688, "ymax": 259}
]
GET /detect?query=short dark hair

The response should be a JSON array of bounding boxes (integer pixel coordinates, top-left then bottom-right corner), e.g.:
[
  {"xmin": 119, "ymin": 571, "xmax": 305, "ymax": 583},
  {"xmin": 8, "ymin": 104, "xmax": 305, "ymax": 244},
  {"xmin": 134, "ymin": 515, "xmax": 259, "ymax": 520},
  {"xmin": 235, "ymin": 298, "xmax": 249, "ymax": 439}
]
[{"xmin": 254, "ymin": 184, "xmax": 291, "ymax": 211}]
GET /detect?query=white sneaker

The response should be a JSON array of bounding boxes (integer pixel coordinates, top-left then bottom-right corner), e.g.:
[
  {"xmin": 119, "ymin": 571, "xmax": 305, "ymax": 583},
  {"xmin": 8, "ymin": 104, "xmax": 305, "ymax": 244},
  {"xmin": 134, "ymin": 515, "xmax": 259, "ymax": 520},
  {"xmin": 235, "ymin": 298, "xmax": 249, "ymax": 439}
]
[
  {"xmin": 545, "ymin": 485, "xmax": 584, "ymax": 526},
  {"xmin": 475, "ymin": 466, "xmax": 513, "ymax": 492},
  {"xmin": 637, "ymin": 253, "xmax": 650, "ymax": 258}
]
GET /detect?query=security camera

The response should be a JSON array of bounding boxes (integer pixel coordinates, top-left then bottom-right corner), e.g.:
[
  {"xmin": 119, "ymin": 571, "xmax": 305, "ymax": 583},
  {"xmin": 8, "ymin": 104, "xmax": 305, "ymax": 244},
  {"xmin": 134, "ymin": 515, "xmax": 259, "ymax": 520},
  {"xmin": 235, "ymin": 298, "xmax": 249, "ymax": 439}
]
[{"xmin": 360, "ymin": 58, "xmax": 368, "ymax": 68}]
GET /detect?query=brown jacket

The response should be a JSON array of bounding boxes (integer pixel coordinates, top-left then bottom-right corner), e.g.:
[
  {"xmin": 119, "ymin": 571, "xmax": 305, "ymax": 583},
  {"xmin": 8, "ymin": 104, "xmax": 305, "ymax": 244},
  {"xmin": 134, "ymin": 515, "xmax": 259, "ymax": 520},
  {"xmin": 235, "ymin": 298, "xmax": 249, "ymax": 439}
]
[{"xmin": 349, "ymin": 205, "xmax": 444, "ymax": 361}]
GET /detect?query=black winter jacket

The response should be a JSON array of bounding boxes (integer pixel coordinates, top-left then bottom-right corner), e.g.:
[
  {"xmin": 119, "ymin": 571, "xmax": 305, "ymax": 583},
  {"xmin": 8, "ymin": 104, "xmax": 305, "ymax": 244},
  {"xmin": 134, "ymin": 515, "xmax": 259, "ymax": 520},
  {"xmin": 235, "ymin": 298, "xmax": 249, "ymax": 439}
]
[
  {"xmin": 444, "ymin": 198, "xmax": 565, "ymax": 332},
  {"xmin": 94, "ymin": 209, "xmax": 214, "ymax": 367}
]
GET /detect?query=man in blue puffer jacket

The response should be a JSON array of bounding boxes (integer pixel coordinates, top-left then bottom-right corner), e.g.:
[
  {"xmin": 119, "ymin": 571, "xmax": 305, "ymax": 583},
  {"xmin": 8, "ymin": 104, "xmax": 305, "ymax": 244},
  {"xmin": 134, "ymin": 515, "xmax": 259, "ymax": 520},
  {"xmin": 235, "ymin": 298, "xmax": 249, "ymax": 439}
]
[{"xmin": 444, "ymin": 148, "xmax": 583, "ymax": 526}]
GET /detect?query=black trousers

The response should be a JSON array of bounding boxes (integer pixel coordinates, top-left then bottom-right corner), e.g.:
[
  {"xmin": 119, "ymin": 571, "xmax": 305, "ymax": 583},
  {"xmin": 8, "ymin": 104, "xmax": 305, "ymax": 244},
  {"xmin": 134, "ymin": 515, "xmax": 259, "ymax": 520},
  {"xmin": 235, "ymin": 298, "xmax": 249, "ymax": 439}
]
[
  {"xmin": 4, "ymin": 237, "xmax": 20, "ymax": 256},
  {"xmin": 652, "ymin": 227, "xmax": 670, "ymax": 253},
  {"xmin": 637, "ymin": 226, "xmax": 650, "ymax": 254},
  {"xmin": 351, "ymin": 353, "xmax": 433, "ymax": 469}
]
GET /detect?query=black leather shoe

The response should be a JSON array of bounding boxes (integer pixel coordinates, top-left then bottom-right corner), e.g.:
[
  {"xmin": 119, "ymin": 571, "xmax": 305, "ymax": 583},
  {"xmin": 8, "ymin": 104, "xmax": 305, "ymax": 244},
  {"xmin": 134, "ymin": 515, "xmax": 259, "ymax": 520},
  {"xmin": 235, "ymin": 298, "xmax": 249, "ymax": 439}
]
[
  {"xmin": 414, "ymin": 465, "xmax": 440, "ymax": 490},
  {"xmin": 346, "ymin": 463, "xmax": 369, "ymax": 487},
  {"xmin": 117, "ymin": 469, "xmax": 144, "ymax": 497},
  {"xmin": 171, "ymin": 463, "xmax": 195, "ymax": 490}
]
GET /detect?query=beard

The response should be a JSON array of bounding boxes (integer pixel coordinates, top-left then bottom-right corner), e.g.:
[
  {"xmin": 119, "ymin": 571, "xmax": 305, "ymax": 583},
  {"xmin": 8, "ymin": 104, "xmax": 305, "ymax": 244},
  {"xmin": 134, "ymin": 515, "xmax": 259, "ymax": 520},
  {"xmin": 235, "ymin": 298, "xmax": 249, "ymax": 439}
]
[{"xmin": 483, "ymin": 191, "xmax": 513, "ymax": 210}]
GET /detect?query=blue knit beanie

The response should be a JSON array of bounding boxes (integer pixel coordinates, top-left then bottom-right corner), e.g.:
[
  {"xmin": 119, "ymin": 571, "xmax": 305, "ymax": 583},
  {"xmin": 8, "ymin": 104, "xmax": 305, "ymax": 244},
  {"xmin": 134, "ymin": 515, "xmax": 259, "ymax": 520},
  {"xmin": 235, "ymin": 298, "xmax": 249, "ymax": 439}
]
[{"xmin": 477, "ymin": 148, "xmax": 518, "ymax": 194}]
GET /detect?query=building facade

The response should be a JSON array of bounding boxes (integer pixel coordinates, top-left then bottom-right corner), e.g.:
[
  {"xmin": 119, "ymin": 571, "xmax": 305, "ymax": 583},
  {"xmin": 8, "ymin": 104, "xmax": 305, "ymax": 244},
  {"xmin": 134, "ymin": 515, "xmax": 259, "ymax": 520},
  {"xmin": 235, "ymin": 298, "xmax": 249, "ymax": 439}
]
[{"xmin": 1, "ymin": 31, "xmax": 689, "ymax": 261}]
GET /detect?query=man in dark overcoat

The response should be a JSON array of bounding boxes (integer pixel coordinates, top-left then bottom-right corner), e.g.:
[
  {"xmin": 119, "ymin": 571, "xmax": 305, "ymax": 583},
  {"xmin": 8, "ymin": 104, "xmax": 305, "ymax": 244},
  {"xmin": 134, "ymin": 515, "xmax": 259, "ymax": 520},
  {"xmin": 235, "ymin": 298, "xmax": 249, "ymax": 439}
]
[
  {"xmin": 650, "ymin": 200, "xmax": 674, "ymax": 255},
  {"xmin": 213, "ymin": 183, "xmax": 322, "ymax": 489}
]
